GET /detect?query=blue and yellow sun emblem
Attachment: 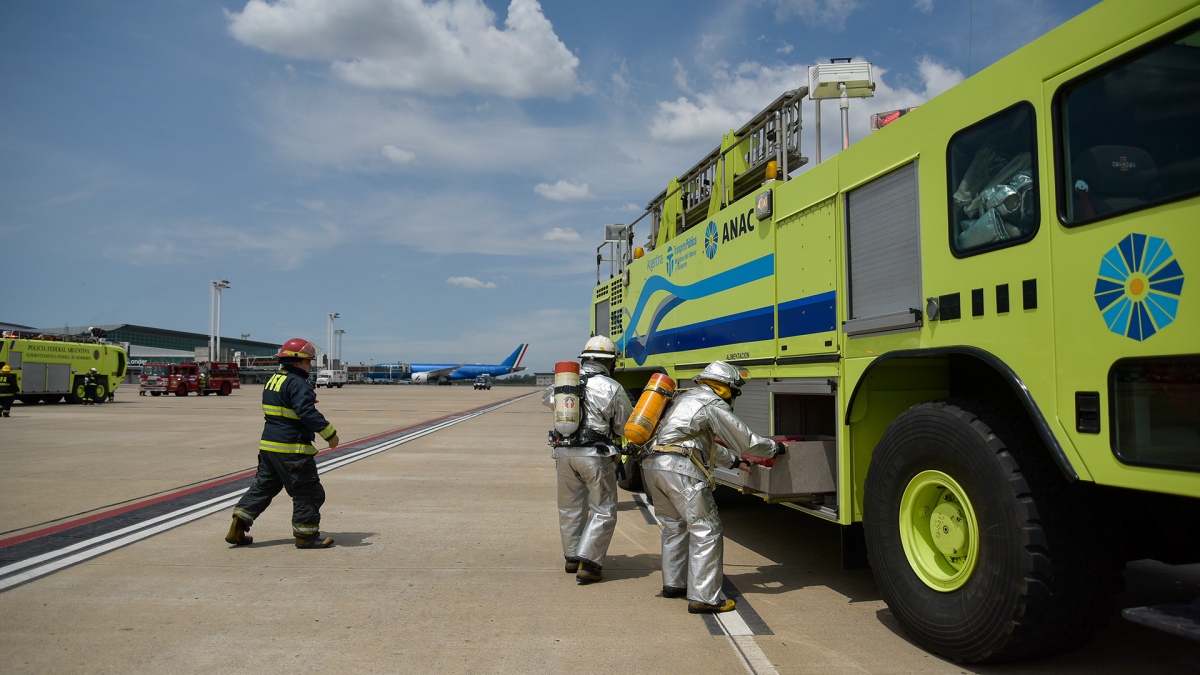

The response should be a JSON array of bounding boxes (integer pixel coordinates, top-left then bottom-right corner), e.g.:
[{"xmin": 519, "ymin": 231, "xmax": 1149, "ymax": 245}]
[
  {"xmin": 1094, "ymin": 233, "xmax": 1184, "ymax": 341},
  {"xmin": 704, "ymin": 221, "xmax": 719, "ymax": 260}
]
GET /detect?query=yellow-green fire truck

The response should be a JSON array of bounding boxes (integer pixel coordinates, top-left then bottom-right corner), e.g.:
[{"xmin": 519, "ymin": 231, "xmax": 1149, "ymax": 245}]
[
  {"xmin": 0, "ymin": 336, "xmax": 128, "ymax": 404},
  {"xmin": 590, "ymin": 0, "xmax": 1199, "ymax": 662}
]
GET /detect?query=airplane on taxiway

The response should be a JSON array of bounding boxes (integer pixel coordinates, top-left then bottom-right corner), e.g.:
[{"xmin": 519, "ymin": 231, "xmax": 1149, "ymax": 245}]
[{"xmin": 365, "ymin": 344, "xmax": 529, "ymax": 384}]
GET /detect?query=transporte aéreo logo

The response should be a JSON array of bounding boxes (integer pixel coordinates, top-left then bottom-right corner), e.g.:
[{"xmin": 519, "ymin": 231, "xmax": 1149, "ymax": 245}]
[{"xmin": 1094, "ymin": 233, "xmax": 1184, "ymax": 341}]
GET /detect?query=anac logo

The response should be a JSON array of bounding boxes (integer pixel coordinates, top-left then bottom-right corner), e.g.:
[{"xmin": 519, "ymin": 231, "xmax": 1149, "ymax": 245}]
[
  {"xmin": 704, "ymin": 221, "xmax": 719, "ymax": 259},
  {"xmin": 1094, "ymin": 233, "xmax": 1184, "ymax": 341}
]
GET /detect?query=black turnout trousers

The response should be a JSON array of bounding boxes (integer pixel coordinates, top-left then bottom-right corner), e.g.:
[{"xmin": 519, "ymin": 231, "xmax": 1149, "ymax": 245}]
[{"xmin": 234, "ymin": 451, "xmax": 326, "ymax": 537}]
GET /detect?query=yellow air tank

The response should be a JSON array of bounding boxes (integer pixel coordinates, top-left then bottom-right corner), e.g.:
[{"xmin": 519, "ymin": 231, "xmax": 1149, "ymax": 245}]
[{"xmin": 624, "ymin": 373, "xmax": 676, "ymax": 445}]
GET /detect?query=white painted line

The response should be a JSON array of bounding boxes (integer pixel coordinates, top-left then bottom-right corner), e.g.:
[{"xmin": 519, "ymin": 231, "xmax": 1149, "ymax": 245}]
[
  {"xmin": 718, "ymin": 609, "xmax": 754, "ymax": 636},
  {"xmin": 728, "ymin": 634, "xmax": 779, "ymax": 675},
  {"xmin": 633, "ymin": 488, "xmax": 775, "ymax": 673},
  {"xmin": 0, "ymin": 397, "xmax": 528, "ymax": 591}
]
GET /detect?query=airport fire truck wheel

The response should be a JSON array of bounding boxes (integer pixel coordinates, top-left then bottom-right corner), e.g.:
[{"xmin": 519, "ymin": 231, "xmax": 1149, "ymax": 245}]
[
  {"xmin": 150, "ymin": 391, "xmax": 161, "ymax": 397},
  {"xmin": 175, "ymin": 385, "xmax": 187, "ymax": 397},
  {"xmin": 219, "ymin": 382, "xmax": 232, "ymax": 396},
  {"xmin": 94, "ymin": 383, "xmax": 107, "ymax": 402},
  {"xmin": 70, "ymin": 381, "xmax": 86, "ymax": 403},
  {"xmin": 863, "ymin": 398, "xmax": 1121, "ymax": 663}
]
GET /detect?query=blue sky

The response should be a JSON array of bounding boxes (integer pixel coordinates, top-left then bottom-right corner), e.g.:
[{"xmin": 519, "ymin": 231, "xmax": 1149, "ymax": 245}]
[{"xmin": 1, "ymin": 0, "xmax": 1100, "ymax": 372}]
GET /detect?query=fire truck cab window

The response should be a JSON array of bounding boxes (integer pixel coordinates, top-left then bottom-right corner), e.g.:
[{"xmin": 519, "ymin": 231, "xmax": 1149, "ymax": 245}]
[
  {"xmin": 947, "ymin": 102, "xmax": 1038, "ymax": 256},
  {"xmin": 1058, "ymin": 25, "xmax": 1200, "ymax": 225}
]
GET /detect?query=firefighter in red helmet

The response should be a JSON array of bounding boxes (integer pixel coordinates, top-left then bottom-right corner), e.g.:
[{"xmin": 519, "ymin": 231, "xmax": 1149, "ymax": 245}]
[{"xmin": 225, "ymin": 338, "xmax": 341, "ymax": 549}]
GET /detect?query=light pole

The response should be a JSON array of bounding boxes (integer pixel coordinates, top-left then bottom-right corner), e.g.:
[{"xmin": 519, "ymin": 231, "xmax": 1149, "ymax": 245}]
[
  {"xmin": 208, "ymin": 279, "xmax": 229, "ymax": 362},
  {"xmin": 326, "ymin": 313, "xmax": 340, "ymax": 369},
  {"xmin": 210, "ymin": 280, "xmax": 230, "ymax": 361},
  {"xmin": 334, "ymin": 329, "xmax": 345, "ymax": 366}
]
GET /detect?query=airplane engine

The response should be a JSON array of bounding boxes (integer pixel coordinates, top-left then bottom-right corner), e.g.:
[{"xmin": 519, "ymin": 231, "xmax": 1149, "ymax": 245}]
[{"xmin": 412, "ymin": 372, "xmax": 430, "ymax": 384}]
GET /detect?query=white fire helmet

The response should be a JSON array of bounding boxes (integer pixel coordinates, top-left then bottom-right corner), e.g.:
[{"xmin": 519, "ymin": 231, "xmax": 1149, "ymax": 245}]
[
  {"xmin": 580, "ymin": 335, "xmax": 618, "ymax": 362},
  {"xmin": 693, "ymin": 361, "xmax": 747, "ymax": 389}
]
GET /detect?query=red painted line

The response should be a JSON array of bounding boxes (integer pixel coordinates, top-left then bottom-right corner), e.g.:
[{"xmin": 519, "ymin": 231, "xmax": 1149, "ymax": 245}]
[{"xmin": 0, "ymin": 392, "xmax": 531, "ymax": 550}]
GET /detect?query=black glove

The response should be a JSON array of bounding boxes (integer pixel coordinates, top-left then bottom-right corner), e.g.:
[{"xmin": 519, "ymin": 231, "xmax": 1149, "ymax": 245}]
[{"xmin": 772, "ymin": 440, "xmax": 788, "ymax": 457}]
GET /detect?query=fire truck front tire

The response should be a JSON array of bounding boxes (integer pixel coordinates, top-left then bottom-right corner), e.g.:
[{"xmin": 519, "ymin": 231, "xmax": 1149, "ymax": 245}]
[
  {"xmin": 219, "ymin": 382, "xmax": 232, "ymax": 396},
  {"xmin": 94, "ymin": 382, "xmax": 107, "ymax": 402},
  {"xmin": 150, "ymin": 391, "xmax": 161, "ymax": 396},
  {"xmin": 69, "ymin": 380, "xmax": 85, "ymax": 404},
  {"xmin": 863, "ymin": 398, "xmax": 1121, "ymax": 664},
  {"xmin": 175, "ymin": 385, "xmax": 187, "ymax": 397}
]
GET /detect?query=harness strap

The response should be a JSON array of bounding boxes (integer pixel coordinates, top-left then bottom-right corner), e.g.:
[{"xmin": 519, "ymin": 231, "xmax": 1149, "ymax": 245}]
[{"xmin": 651, "ymin": 432, "xmax": 715, "ymax": 491}]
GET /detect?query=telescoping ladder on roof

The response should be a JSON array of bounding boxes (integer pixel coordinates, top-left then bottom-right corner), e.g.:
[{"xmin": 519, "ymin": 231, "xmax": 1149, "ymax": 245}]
[{"xmin": 646, "ymin": 87, "xmax": 809, "ymax": 250}]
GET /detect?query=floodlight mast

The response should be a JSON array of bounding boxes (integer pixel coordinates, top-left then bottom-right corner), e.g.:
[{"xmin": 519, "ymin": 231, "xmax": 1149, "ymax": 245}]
[{"xmin": 808, "ymin": 59, "xmax": 875, "ymax": 164}]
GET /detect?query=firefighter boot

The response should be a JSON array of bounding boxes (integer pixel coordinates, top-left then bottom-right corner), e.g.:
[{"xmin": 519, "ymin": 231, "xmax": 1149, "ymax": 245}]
[
  {"xmin": 564, "ymin": 557, "xmax": 580, "ymax": 573},
  {"xmin": 662, "ymin": 586, "xmax": 687, "ymax": 599},
  {"xmin": 295, "ymin": 536, "xmax": 335, "ymax": 549},
  {"xmin": 688, "ymin": 598, "xmax": 737, "ymax": 614},
  {"xmin": 575, "ymin": 559, "xmax": 602, "ymax": 584},
  {"xmin": 224, "ymin": 515, "xmax": 253, "ymax": 546}
]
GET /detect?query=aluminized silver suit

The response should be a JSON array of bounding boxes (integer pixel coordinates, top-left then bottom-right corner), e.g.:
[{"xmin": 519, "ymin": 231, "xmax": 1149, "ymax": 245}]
[
  {"xmin": 542, "ymin": 361, "xmax": 632, "ymax": 567},
  {"xmin": 640, "ymin": 383, "xmax": 774, "ymax": 605}
]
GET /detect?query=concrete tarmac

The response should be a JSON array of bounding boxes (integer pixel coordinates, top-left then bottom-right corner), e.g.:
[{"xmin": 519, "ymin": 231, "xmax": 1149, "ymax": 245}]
[{"xmin": 0, "ymin": 385, "xmax": 1197, "ymax": 674}]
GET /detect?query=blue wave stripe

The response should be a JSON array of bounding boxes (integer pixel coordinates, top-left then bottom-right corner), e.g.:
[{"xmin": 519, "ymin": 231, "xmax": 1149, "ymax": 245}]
[
  {"xmin": 628, "ymin": 305, "xmax": 775, "ymax": 360},
  {"xmin": 778, "ymin": 291, "xmax": 837, "ymax": 337},
  {"xmin": 623, "ymin": 254, "xmax": 775, "ymax": 347}
]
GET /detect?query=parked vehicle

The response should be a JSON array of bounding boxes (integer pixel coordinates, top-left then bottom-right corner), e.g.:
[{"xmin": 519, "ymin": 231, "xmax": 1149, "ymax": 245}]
[
  {"xmin": 589, "ymin": 0, "xmax": 1200, "ymax": 661},
  {"xmin": 0, "ymin": 335, "xmax": 127, "ymax": 404},
  {"xmin": 316, "ymin": 368, "xmax": 347, "ymax": 388},
  {"xmin": 140, "ymin": 361, "xmax": 240, "ymax": 397}
]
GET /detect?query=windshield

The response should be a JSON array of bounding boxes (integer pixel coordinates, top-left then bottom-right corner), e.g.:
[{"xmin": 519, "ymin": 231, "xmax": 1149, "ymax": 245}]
[{"xmin": 143, "ymin": 365, "xmax": 168, "ymax": 376}]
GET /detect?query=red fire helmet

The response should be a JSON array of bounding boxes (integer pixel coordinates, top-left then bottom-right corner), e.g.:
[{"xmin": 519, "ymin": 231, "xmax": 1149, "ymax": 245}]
[{"xmin": 275, "ymin": 338, "xmax": 317, "ymax": 360}]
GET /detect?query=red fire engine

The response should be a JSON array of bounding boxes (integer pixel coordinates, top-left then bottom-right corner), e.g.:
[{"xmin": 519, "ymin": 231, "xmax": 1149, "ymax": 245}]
[{"xmin": 139, "ymin": 362, "xmax": 241, "ymax": 397}]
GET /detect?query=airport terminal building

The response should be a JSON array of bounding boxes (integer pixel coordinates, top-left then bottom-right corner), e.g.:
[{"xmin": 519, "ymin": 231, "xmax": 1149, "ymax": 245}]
[{"xmin": 1, "ymin": 321, "xmax": 281, "ymax": 380}]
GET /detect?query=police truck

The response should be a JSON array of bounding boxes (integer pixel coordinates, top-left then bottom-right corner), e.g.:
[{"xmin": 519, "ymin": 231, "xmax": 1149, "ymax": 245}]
[{"xmin": 0, "ymin": 335, "xmax": 128, "ymax": 404}]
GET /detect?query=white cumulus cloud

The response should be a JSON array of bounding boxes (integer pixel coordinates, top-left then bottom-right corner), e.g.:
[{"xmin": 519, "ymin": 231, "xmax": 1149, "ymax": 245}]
[
  {"xmin": 534, "ymin": 180, "xmax": 591, "ymax": 201},
  {"xmin": 914, "ymin": 0, "xmax": 934, "ymax": 14},
  {"xmin": 649, "ymin": 62, "xmax": 809, "ymax": 144},
  {"xmin": 227, "ymin": 0, "xmax": 581, "ymax": 99},
  {"xmin": 542, "ymin": 227, "xmax": 580, "ymax": 242},
  {"xmin": 446, "ymin": 275, "xmax": 497, "ymax": 289},
  {"xmin": 381, "ymin": 144, "xmax": 416, "ymax": 165}
]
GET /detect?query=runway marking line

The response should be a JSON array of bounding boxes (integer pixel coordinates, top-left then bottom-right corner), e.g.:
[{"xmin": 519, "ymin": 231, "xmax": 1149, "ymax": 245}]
[
  {"xmin": 631, "ymin": 490, "xmax": 779, "ymax": 675},
  {"xmin": 0, "ymin": 393, "xmax": 530, "ymax": 549},
  {"xmin": 0, "ymin": 393, "xmax": 533, "ymax": 591}
]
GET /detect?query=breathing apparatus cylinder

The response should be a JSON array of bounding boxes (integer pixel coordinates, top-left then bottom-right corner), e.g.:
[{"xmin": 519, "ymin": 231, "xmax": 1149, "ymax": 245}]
[
  {"xmin": 624, "ymin": 373, "xmax": 676, "ymax": 445},
  {"xmin": 553, "ymin": 361, "xmax": 582, "ymax": 437}
]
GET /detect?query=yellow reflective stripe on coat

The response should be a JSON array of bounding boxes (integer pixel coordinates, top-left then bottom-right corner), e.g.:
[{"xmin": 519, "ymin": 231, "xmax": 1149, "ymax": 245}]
[
  {"xmin": 318, "ymin": 423, "xmax": 336, "ymax": 440},
  {"xmin": 262, "ymin": 404, "xmax": 300, "ymax": 419},
  {"xmin": 259, "ymin": 440, "xmax": 316, "ymax": 454}
]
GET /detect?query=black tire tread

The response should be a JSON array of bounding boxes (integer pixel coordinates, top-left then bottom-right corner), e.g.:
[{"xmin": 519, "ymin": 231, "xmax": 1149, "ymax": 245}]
[{"xmin": 865, "ymin": 397, "xmax": 1123, "ymax": 663}]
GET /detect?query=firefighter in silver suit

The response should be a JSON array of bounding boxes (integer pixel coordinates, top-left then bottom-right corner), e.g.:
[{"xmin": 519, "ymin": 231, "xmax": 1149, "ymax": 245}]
[
  {"xmin": 542, "ymin": 336, "xmax": 632, "ymax": 584},
  {"xmin": 640, "ymin": 361, "xmax": 785, "ymax": 613}
]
